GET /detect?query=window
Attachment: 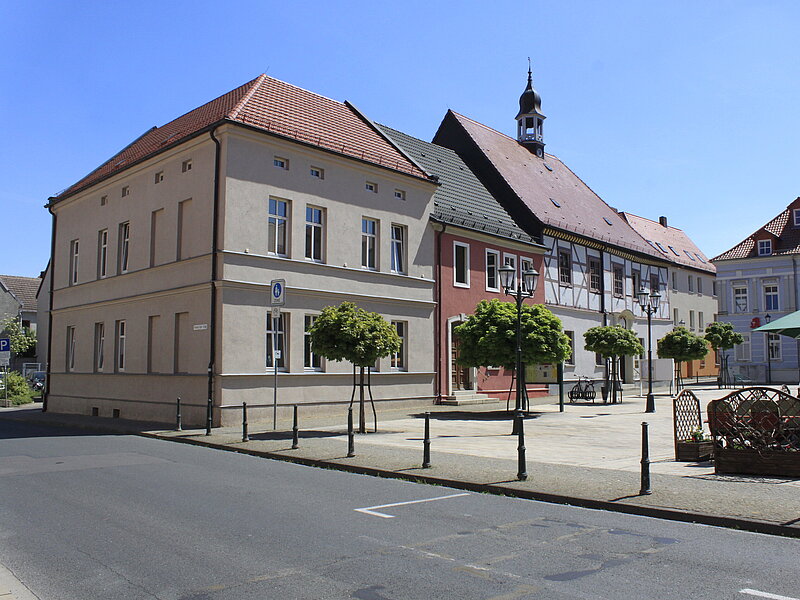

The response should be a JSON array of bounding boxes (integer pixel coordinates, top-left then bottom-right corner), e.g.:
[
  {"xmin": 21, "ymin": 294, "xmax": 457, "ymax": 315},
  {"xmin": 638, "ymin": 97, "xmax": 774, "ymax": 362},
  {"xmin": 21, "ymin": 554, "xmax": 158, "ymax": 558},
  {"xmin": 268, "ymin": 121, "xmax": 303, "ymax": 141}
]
[
  {"xmin": 564, "ymin": 331, "xmax": 575, "ymax": 365},
  {"xmin": 391, "ymin": 321, "xmax": 407, "ymax": 370},
  {"xmin": 310, "ymin": 166, "xmax": 324, "ymax": 179},
  {"xmin": 688, "ymin": 275, "xmax": 694, "ymax": 292},
  {"xmin": 305, "ymin": 206, "xmax": 324, "ymax": 262},
  {"xmin": 94, "ymin": 322, "xmax": 105, "ymax": 372},
  {"xmin": 520, "ymin": 257, "xmax": 533, "ymax": 279},
  {"xmin": 154, "ymin": 171, "xmax": 164, "ymax": 184},
  {"xmin": 589, "ymin": 258, "xmax": 602, "ymax": 292},
  {"xmin": 361, "ymin": 218, "xmax": 378, "ymax": 269},
  {"xmin": 116, "ymin": 320, "xmax": 126, "ymax": 372},
  {"xmin": 635, "ymin": 337, "xmax": 645, "ymax": 369},
  {"xmin": 698, "ymin": 311, "xmax": 704, "ymax": 331},
  {"xmin": 97, "ymin": 229, "xmax": 108, "ymax": 278},
  {"xmin": 758, "ymin": 239, "xmax": 772, "ymax": 256},
  {"xmin": 304, "ymin": 315, "xmax": 321, "ymax": 370},
  {"xmin": 631, "ymin": 271, "xmax": 640, "ymax": 296},
  {"xmin": 671, "ymin": 272, "xmax": 677, "ymax": 291},
  {"xmin": 100, "ymin": 195, "xmax": 108, "ymax": 206},
  {"xmin": 613, "ymin": 265, "xmax": 624, "ymax": 296},
  {"xmin": 712, "ymin": 280, "xmax": 717, "ymax": 297},
  {"xmin": 486, "ymin": 250, "xmax": 500, "ymax": 291},
  {"xmin": 366, "ymin": 181, "xmax": 377, "ymax": 193},
  {"xmin": 181, "ymin": 159, "xmax": 192, "ymax": 172},
  {"xmin": 650, "ymin": 273, "xmax": 660, "ymax": 294},
  {"xmin": 684, "ymin": 250, "xmax": 696, "ymax": 261},
  {"xmin": 673, "ymin": 308, "xmax": 679, "ymax": 326},
  {"xmin": 118, "ymin": 222, "xmax": 130, "ymax": 273},
  {"xmin": 697, "ymin": 277, "xmax": 702, "ymax": 295},
  {"xmin": 66, "ymin": 326, "xmax": 76, "ymax": 372},
  {"xmin": 121, "ymin": 185, "xmax": 130, "ymax": 197},
  {"xmin": 558, "ymin": 249, "xmax": 571, "ymax": 285},
  {"xmin": 390, "ymin": 225, "xmax": 406, "ymax": 274},
  {"xmin": 794, "ymin": 209, "xmax": 800, "ymax": 227},
  {"xmin": 668, "ymin": 245, "xmax": 679, "ymax": 256},
  {"xmin": 273, "ymin": 157, "xmax": 288, "ymax": 170},
  {"xmin": 735, "ymin": 333, "xmax": 751, "ymax": 362},
  {"xmin": 266, "ymin": 313, "xmax": 286, "ymax": 370},
  {"xmin": 768, "ymin": 333, "xmax": 782, "ymax": 361},
  {"xmin": 734, "ymin": 286, "xmax": 748, "ymax": 313},
  {"xmin": 595, "ymin": 352, "xmax": 605, "ymax": 366},
  {"xmin": 394, "ymin": 189, "xmax": 406, "ymax": 201},
  {"xmin": 69, "ymin": 239, "xmax": 79, "ymax": 285},
  {"xmin": 764, "ymin": 283, "xmax": 779, "ymax": 311},
  {"xmin": 503, "ymin": 253, "xmax": 517, "ymax": 278},
  {"xmin": 268, "ymin": 199, "xmax": 289, "ymax": 256},
  {"xmin": 454, "ymin": 242, "xmax": 470, "ymax": 287},
  {"xmin": 689, "ymin": 310, "xmax": 695, "ymax": 331}
]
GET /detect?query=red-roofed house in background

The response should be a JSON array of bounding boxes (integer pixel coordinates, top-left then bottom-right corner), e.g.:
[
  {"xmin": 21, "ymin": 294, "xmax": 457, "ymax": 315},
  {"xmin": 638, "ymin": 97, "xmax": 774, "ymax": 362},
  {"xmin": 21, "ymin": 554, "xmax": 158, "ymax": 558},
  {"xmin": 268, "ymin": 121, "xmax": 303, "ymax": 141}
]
[
  {"xmin": 0, "ymin": 274, "xmax": 42, "ymax": 370},
  {"xmin": 619, "ymin": 214, "xmax": 718, "ymax": 380},
  {"xmin": 43, "ymin": 75, "xmax": 440, "ymax": 426},
  {"xmin": 712, "ymin": 197, "xmax": 800, "ymax": 384}
]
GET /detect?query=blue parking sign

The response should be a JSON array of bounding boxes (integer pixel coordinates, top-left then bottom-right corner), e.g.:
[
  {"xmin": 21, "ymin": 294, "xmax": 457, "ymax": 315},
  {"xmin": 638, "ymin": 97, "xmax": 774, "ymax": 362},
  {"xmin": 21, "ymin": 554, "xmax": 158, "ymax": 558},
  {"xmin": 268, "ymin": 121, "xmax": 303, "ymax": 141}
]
[{"xmin": 0, "ymin": 339, "xmax": 9, "ymax": 352}]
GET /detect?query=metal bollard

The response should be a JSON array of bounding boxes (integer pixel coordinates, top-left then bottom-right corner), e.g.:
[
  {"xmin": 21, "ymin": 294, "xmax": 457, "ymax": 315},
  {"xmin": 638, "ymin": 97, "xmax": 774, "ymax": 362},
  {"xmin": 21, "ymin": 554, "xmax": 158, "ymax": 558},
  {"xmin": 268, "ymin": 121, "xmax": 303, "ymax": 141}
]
[
  {"xmin": 176, "ymin": 397, "xmax": 182, "ymax": 431},
  {"xmin": 347, "ymin": 407, "xmax": 355, "ymax": 457},
  {"xmin": 517, "ymin": 411, "xmax": 527, "ymax": 481},
  {"xmin": 206, "ymin": 397, "xmax": 212, "ymax": 436},
  {"xmin": 242, "ymin": 402, "xmax": 249, "ymax": 442},
  {"xmin": 640, "ymin": 421, "xmax": 652, "ymax": 495},
  {"xmin": 291, "ymin": 405, "xmax": 299, "ymax": 449},
  {"xmin": 422, "ymin": 412, "xmax": 431, "ymax": 468}
]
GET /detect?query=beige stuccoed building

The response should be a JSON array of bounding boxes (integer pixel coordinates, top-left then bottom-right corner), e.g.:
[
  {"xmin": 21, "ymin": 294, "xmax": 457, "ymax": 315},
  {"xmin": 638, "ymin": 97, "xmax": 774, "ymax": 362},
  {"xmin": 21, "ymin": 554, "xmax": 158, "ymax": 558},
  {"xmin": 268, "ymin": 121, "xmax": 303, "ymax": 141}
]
[{"xmin": 44, "ymin": 75, "xmax": 439, "ymax": 427}]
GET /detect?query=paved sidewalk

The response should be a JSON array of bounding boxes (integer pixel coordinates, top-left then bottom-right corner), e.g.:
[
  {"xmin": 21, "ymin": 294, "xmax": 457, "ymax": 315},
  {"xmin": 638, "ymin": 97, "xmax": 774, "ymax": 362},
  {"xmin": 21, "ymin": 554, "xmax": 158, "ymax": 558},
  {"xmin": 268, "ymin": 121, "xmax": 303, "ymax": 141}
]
[{"xmin": 2, "ymin": 387, "xmax": 798, "ymax": 537}]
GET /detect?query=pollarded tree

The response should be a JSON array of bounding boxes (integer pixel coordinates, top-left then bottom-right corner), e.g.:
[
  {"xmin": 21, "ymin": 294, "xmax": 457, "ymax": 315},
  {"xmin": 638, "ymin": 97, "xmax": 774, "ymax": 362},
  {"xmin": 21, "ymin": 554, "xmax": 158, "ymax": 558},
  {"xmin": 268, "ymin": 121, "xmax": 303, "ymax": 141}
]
[
  {"xmin": 453, "ymin": 299, "xmax": 571, "ymax": 410},
  {"xmin": 704, "ymin": 322, "xmax": 743, "ymax": 388},
  {"xmin": 583, "ymin": 326, "xmax": 644, "ymax": 403},
  {"xmin": 657, "ymin": 326, "xmax": 709, "ymax": 391},
  {"xmin": 308, "ymin": 302, "xmax": 400, "ymax": 433}
]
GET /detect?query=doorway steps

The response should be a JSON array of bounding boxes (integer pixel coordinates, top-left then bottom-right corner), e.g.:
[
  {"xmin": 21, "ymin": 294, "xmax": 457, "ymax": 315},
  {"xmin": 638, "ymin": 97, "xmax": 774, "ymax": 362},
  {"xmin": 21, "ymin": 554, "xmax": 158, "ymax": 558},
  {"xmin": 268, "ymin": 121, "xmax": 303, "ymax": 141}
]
[{"xmin": 439, "ymin": 391, "xmax": 500, "ymax": 406}]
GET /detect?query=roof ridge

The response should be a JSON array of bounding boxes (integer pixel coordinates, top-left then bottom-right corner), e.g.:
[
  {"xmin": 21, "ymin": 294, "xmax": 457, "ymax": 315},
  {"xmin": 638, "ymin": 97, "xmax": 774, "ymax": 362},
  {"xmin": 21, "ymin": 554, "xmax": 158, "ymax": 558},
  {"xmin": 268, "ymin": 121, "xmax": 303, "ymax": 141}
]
[
  {"xmin": 713, "ymin": 204, "xmax": 792, "ymax": 261},
  {"xmin": 449, "ymin": 110, "xmax": 559, "ymax": 160},
  {"xmin": 228, "ymin": 74, "xmax": 267, "ymax": 120},
  {"xmin": 621, "ymin": 211, "xmax": 686, "ymax": 233}
]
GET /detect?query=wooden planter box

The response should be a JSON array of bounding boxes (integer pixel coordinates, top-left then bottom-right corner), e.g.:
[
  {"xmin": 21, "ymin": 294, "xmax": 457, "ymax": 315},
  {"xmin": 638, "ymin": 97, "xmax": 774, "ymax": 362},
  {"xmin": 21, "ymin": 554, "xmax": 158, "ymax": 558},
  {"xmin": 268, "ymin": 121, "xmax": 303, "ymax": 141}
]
[
  {"xmin": 714, "ymin": 448, "xmax": 800, "ymax": 477},
  {"xmin": 676, "ymin": 441, "xmax": 714, "ymax": 462}
]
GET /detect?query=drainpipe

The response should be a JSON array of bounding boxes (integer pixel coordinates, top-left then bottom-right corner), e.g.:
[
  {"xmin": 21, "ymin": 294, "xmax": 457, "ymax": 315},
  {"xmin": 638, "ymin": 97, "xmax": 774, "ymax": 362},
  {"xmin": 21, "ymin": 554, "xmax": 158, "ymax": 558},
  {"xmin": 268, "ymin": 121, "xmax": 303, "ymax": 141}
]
[
  {"xmin": 43, "ymin": 201, "xmax": 57, "ymax": 412},
  {"xmin": 208, "ymin": 127, "xmax": 222, "ymax": 426},
  {"xmin": 435, "ymin": 222, "xmax": 447, "ymax": 403}
]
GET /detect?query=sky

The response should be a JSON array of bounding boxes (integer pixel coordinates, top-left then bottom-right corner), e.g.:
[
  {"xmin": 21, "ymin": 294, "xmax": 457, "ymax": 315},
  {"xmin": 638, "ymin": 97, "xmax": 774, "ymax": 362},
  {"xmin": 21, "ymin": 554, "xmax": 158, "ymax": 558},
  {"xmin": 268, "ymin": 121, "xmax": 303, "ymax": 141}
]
[{"xmin": 1, "ymin": 1, "xmax": 799, "ymax": 278}]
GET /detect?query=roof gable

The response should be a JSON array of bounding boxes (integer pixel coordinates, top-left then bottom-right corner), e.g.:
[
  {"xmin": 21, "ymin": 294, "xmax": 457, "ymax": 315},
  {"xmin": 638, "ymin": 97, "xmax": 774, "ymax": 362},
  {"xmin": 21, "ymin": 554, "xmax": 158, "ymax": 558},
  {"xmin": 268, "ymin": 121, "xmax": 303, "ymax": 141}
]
[
  {"xmin": 713, "ymin": 197, "xmax": 800, "ymax": 261},
  {"xmin": 0, "ymin": 275, "xmax": 41, "ymax": 311}
]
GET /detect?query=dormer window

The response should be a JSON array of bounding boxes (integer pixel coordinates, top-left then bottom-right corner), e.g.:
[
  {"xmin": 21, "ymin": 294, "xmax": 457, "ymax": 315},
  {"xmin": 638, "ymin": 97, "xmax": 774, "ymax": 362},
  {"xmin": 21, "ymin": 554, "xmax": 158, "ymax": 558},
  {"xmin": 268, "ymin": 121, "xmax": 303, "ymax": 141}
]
[
  {"xmin": 794, "ymin": 209, "xmax": 800, "ymax": 227},
  {"xmin": 758, "ymin": 239, "xmax": 772, "ymax": 256}
]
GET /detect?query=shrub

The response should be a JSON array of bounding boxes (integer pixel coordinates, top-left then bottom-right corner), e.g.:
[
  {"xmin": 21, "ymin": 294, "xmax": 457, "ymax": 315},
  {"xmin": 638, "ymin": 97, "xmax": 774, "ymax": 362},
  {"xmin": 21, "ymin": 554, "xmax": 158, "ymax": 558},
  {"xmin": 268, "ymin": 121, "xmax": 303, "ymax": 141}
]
[{"xmin": 2, "ymin": 371, "xmax": 34, "ymax": 405}]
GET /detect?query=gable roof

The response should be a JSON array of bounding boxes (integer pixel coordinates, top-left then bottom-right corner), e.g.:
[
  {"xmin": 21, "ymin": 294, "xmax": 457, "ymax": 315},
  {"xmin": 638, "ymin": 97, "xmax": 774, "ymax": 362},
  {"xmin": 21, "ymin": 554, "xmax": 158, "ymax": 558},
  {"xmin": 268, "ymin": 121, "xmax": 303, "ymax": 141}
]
[
  {"xmin": 618, "ymin": 213, "xmax": 715, "ymax": 274},
  {"xmin": 54, "ymin": 75, "xmax": 430, "ymax": 201},
  {"xmin": 435, "ymin": 111, "xmax": 666, "ymax": 261},
  {"xmin": 374, "ymin": 123, "xmax": 538, "ymax": 245},
  {"xmin": 0, "ymin": 275, "xmax": 41, "ymax": 311},
  {"xmin": 713, "ymin": 197, "xmax": 800, "ymax": 261}
]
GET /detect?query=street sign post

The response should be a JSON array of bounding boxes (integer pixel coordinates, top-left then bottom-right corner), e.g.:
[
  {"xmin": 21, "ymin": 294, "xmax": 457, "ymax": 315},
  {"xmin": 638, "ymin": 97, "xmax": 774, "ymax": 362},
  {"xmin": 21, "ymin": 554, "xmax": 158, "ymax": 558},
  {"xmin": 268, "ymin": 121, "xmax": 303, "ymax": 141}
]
[
  {"xmin": 269, "ymin": 280, "xmax": 285, "ymax": 430},
  {"xmin": 270, "ymin": 279, "xmax": 285, "ymax": 306},
  {"xmin": 0, "ymin": 339, "xmax": 10, "ymax": 371}
]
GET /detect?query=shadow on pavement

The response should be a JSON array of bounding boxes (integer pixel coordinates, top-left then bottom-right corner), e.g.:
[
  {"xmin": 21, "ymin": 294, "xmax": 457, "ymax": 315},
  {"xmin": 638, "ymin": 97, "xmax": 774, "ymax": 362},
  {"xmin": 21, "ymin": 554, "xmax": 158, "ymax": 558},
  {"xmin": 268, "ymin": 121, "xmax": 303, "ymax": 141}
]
[{"xmin": 412, "ymin": 410, "xmax": 545, "ymax": 422}]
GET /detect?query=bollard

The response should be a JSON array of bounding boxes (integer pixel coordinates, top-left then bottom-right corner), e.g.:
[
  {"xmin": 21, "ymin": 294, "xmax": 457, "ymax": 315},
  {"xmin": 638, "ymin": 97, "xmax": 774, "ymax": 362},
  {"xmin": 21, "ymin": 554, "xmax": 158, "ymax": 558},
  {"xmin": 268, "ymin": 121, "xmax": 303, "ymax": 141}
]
[
  {"xmin": 347, "ymin": 407, "xmax": 355, "ymax": 457},
  {"xmin": 291, "ymin": 405, "xmax": 299, "ymax": 449},
  {"xmin": 517, "ymin": 411, "xmax": 527, "ymax": 481},
  {"xmin": 422, "ymin": 412, "xmax": 431, "ymax": 468},
  {"xmin": 242, "ymin": 402, "xmax": 249, "ymax": 442},
  {"xmin": 206, "ymin": 397, "xmax": 212, "ymax": 436},
  {"xmin": 176, "ymin": 397, "xmax": 182, "ymax": 431},
  {"xmin": 640, "ymin": 421, "xmax": 652, "ymax": 495}
]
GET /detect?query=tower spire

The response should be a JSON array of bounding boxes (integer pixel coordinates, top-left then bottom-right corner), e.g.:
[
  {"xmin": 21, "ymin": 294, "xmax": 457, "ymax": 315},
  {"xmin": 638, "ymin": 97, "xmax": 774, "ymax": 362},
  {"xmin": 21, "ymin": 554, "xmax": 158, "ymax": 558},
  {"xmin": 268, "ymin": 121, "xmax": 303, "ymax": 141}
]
[{"xmin": 516, "ymin": 61, "xmax": 546, "ymax": 157}]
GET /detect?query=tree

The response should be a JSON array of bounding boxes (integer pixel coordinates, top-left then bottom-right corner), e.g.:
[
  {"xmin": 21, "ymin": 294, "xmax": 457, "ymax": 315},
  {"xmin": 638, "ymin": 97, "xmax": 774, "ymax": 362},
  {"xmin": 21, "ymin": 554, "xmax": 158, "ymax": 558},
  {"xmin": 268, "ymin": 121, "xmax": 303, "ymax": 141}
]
[
  {"xmin": 0, "ymin": 317, "xmax": 36, "ymax": 355},
  {"xmin": 308, "ymin": 302, "xmax": 400, "ymax": 433},
  {"xmin": 583, "ymin": 326, "xmax": 644, "ymax": 403},
  {"xmin": 657, "ymin": 327, "xmax": 709, "ymax": 390},
  {"xmin": 704, "ymin": 322, "xmax": 743, "ymax": 388}
]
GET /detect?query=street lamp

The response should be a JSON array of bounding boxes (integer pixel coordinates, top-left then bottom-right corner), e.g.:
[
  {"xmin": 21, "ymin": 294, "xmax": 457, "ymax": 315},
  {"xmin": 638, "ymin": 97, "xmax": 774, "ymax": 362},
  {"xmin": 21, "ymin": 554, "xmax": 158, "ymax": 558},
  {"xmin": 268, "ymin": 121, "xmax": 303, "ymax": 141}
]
[
  {"xmin": 765, "ymin": 313, "xmax": 772, "ymax": 385},
  {"xmin": 637, "ymin": 285, "xmax": 661, "ymax": 413}
]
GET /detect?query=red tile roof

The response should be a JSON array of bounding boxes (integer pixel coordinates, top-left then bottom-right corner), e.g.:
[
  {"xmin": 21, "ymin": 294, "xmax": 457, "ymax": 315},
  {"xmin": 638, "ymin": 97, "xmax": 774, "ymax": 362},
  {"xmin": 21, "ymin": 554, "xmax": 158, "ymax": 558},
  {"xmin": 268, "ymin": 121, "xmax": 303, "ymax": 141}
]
[
  {"xmin": 712, "ymin": 197, "xmax": 800, "ymax": 261},
  {"xmin": 619, "ymin": 213, "xmax": 715, "ymax": 274},
  {"xmin": 0, "ymin": 275, "xmax": 41, "ymax": 311},
  {"xmin": 55, "ymin": 75, "xmax": 429, "ymax": 201},
  {"xmin": 444, "ymin": 111, "xmax": 665, "ymax": 260}
]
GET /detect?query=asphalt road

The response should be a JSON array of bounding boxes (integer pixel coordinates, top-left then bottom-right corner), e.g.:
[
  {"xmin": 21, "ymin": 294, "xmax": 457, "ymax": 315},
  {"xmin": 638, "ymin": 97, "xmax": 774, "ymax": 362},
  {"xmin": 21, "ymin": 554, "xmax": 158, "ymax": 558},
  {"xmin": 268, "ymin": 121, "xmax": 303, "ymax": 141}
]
[{"xmin": 0, "ymin": 420, "xmax": 798, "ymax": 600}]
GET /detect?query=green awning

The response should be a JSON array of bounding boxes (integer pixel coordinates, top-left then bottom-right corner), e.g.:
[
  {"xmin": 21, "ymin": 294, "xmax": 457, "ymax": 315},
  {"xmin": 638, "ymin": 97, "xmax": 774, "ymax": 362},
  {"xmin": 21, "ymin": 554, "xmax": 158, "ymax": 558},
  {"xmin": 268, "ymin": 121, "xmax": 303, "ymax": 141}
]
[{"xmin": 754, "ymin": 310, "xmax": 800, "ymax": 338}]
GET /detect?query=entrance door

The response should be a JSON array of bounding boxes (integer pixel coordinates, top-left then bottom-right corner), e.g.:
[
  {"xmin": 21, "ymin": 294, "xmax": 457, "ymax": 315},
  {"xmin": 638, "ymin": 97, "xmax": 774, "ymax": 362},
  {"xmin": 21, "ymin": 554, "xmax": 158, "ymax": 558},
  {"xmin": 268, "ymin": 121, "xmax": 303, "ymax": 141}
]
[{"xmin": 451, "ymin": 324, "xmax": 472, "ymax": 391}]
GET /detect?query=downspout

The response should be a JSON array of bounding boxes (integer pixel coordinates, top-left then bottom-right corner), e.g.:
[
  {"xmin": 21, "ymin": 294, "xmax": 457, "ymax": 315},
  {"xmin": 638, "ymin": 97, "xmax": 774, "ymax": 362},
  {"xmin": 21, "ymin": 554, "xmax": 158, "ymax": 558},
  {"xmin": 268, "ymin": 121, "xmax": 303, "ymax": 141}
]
[
  {"xmin": 43, "ymin": 201, "xmax": 57, "ymax": 412},
  {"xmin": 435, "ymin": 222, "xmax": 447, "ymax": 403},
  {"xmin": 208, "ymin": 127, "xmax": 222, "ymax": 426}
]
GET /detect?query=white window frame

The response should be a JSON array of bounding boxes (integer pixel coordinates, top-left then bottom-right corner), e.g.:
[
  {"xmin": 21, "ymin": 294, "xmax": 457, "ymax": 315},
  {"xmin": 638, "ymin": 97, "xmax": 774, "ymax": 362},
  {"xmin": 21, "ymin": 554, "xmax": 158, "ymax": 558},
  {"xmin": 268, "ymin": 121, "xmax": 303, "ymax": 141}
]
[
  {"xmin": 94, "ymin": 322, "xmax": 105, "ymax": 372},
  {"xmin": 734, "ymin": 286, "xmax": 749, "ymax": 313},
  {"xmin": 304, "ymin": 315, "xmax": 322, "ymax": 371},
  {"xmin": 70, "ymin": 239, "xmax": 79, "ymax": 285},
  {"xmin": 613, "ymin": 265, "xmax": 624, "ymax": 297},
  {"xmin": 394, "ymin": 189, "xmax": 406, "ymax": 201},
  {"xmin": 366, "ymin": 181, "xmax": 378, "ymax": 193},
  {"xmin": 116, "ymin": 320, "xmax": 126, "ymax": 372},
  {"xmin": 698, "ymin": 311, "xmax": 704, "ymax": 331},
  {"xmin": 794, "ymin": 209, "xmax": 800, "ymax": 227},
  {"xmin": 121, "ymin": 185, "xmax": 130, "ymax": 197},
  {"xmin": 768, "ymin": 333, "xmax": 782, "ymax": 361},
  {"xmin": 764, "ymin": 283, "xmax": 779, "ymax": 311},
  {"xmin": 558, "ymin": 248, "xmax": 572, "ymax": 285},
  {"xmin": 98, "ymin": 229, "xmax": 108, "ymax": 279},
  {"xmin": 66, "ymin": 326, "xmax": 76, "ymax": 372},
  {"xmin": 672, "ymin": 272, "xmax": 677, "ymax": 291},
  {"xmin": 361, "ymin": 218, "xmax": 378, "ymax": 270},
  {"xmin": 674, "ymin": 308, "xmax": 680, "ymax": 326},
  {"xmin": 309, "ymin": 166, "xmax": 324, "ymax": 179},
  {"xmin": 305, "ymin": 205, "xmax": 324, "ymax": 262},
  {"xmin": 154, "ymin": 171, "xmax": 164, "ymax": 184},
  {"xmin": 589, "ymin": 258, "xmax": 602, "ymax": 292},
  {"xmin": 390, "ymin": 224, "xmax": 406, "ymax": 274},
  {"xmin": 266, "ymin": 312, "xmax": 287, "ymax": 371},
  {"xmin": 181, "ymin": 159, "xmax": 192, "ymax": 172},
  {"xmin": 391, "ymin": 320, "xmax": 407, "ymax": 371},
  {"xmin": 735, "ymin": 333, "xmax": 751, "ymax": 362},
  {"xmin": 564, "ymin": 330, "xmax": 575, "ymax": 365},
  {"xmin": 689, "ymin": 310, "xmax": 695, "ymax": 331},
  {"xmin": 485, "ymin": 249, "xmax": 500, "ymax": 292},
  {"xmin": 758, "ymin": 239, "xmax": 772, "ymax": 256},
  {"xmin": 454, "ymin": 242, "xmax": 470, "ymax": 288},
  {"xmin": 273, "ymin": 156, "xmax": 289, "ymax": 170},
  {"xmin": 119, "ymin": 222, "xmax": 130, "ymax": 274},
  {"xmin": 688, "ymin": 274, "xmax": 694, "ymax": 293},
  {"xmin": 268, "ymin": 198, "xmax": 289, "ymax": 257},
  {"xmin": 697, "ymin": 276, "xmax": 702, "ymax": 295}
]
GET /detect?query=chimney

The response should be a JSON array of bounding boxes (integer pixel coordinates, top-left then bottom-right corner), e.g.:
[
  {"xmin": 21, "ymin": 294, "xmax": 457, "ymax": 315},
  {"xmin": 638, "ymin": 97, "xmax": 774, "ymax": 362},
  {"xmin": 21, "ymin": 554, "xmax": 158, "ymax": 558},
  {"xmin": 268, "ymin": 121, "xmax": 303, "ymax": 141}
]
[{"xmin": 659, "ymin": 216, "xmax": 668, "ymax": 228}]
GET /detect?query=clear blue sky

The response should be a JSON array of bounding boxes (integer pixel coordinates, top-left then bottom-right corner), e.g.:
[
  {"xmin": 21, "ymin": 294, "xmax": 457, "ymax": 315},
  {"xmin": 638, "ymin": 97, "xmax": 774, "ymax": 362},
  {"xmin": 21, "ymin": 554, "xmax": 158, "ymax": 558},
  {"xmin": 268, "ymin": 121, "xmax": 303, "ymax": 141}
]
[{"xmin": 2, "ymin": 1, "xmax": 798, "ymax": 278}]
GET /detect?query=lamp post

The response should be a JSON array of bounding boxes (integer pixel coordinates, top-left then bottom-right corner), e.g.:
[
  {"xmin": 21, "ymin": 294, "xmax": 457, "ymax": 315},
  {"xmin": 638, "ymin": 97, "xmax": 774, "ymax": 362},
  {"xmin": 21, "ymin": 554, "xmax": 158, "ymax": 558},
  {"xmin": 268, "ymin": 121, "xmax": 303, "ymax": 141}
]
[
  {"xmin": 765, "ymin": 313, "xmax": 772, "ymax": 385},
  {"xmin": 637, "ymin": 286, "xmax": 661, "ymax": 414}
]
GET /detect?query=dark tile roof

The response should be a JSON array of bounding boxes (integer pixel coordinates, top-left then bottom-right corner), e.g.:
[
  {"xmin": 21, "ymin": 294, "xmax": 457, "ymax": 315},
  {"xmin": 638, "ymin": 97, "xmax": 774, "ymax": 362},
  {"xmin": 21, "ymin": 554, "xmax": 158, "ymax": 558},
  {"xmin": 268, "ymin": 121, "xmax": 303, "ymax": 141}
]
[
  {"xmin": 0, "ymin": 275, "xmax": 41, "ymax": 311},
  {"xmin": 441, "ymin": 111, "xmax": 666, "ymax": 260},
  {"xmin": 375, "ymin": 123, "xmax": 538, "ymax": 245},
  {"xmin": 618, "ymin": 213, "xmax": 715, "ymax": 274},
  {"xmin": 55, "ymin": 75, "xmax": 429, "ymax": 201},
  {"xmin": 713, "ymin": 197, "xmax": 800, "ymax": 261}
]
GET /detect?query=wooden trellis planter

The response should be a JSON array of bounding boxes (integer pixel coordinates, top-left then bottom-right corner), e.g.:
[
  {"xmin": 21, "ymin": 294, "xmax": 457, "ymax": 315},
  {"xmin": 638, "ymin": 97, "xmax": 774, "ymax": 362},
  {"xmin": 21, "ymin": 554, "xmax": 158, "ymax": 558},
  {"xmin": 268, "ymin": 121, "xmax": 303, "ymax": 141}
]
[{"xmin": 673, "ymin": 390, "xmax": 712, "ymax": 462}]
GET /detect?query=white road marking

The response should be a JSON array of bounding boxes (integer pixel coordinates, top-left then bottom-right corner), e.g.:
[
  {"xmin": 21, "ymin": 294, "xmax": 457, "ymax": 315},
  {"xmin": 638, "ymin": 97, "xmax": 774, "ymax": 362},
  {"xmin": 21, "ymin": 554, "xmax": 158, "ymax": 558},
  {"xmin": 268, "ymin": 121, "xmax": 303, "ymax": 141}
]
[
  {"xmin": 740, "ymin": 589, "xmax": 800, "ymax": 600},
  {"xmin": 354, "ymin": 492, "xmax": 470, "ymax": 518}
]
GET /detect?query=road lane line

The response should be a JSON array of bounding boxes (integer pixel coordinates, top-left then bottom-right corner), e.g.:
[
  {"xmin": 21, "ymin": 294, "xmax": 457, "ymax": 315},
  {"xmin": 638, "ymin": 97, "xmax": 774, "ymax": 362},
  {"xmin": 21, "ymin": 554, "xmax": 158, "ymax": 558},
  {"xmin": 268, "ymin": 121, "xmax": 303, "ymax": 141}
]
[
  {"xmin": 354, "ymin": 492, "xmax": 470, "ymax": 518},
  {"xmin": 741, "ymin": 589, "xmax": 800, "ymax": 600}
]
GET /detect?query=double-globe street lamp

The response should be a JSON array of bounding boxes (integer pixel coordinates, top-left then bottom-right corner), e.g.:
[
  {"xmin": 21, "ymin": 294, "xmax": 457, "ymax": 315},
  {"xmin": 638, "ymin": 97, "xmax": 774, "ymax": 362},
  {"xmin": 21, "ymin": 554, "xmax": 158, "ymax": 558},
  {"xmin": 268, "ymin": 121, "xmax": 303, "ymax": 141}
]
[
  {"xmin": 636, "ymin": 286, "xmax": 661, "ymax": 414},
  {"xmin": 499, "ymin": 264, "xmax": 539, "ymax": 481}
]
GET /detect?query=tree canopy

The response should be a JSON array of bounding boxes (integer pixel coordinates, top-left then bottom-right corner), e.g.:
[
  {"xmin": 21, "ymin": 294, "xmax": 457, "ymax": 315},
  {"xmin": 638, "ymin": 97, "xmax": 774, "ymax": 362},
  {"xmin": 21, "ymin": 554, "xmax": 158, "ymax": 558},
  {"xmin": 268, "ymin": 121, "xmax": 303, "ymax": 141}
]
[
  {"xmin": 583, "ymin": 325, "xmax": 644, "ymax": 358},
  {"xmin": 704, "ymin": 321, "xmax": 743, "ymax": 352},
  {"xmin": 657, "ymin": 327, "xmax": 709, "ymax": 362},
  {"xmin": 308, "ymin": 302, "xmax": 400, "ymax": 367},
  {"xmin": 0, "ymin": 317, "xmax": 36, "ymax": 355},
  {"xmin": 453, "ymin": 299, "xmax": 571, "ymax": 369}
]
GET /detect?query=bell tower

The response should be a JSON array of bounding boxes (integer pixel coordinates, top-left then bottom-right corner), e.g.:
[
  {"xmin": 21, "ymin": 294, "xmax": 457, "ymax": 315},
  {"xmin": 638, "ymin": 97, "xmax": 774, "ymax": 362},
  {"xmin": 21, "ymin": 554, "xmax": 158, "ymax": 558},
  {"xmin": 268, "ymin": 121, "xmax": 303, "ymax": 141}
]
[{"xmin": 516, "ymin": 60, "xmax": 546, "ymax": 157}]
